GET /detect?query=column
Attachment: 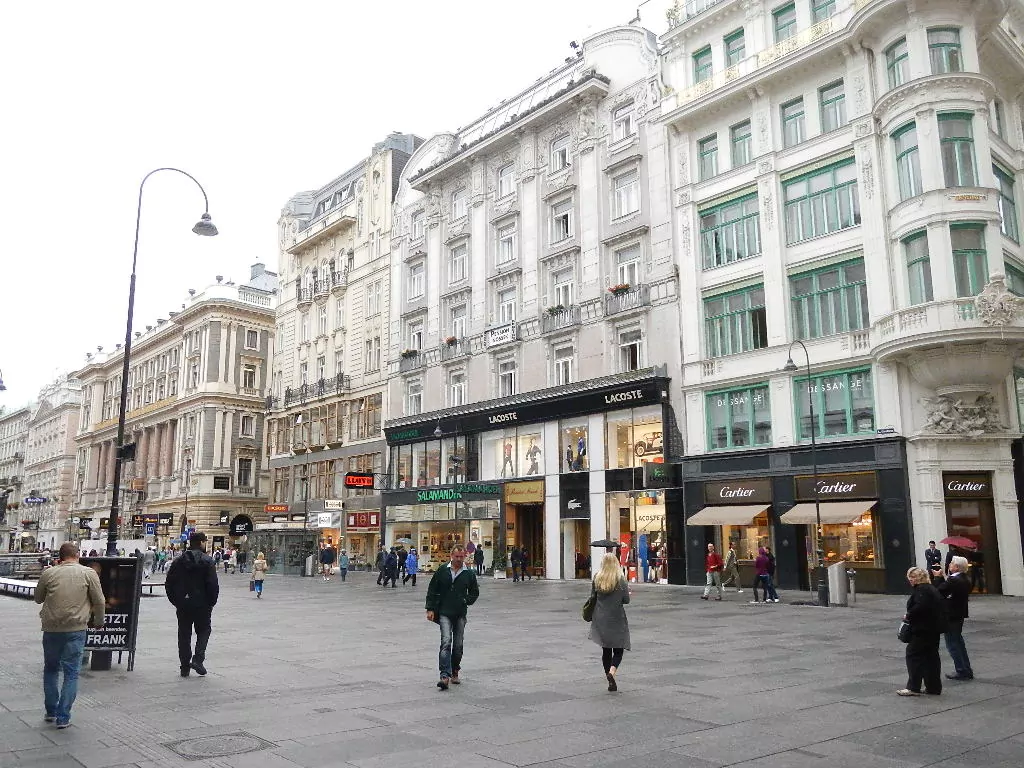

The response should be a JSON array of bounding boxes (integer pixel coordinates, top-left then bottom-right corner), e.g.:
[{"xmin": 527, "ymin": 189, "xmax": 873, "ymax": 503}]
[
  {"xmin": 135, "ymin": 428, "xmax": 149, "ymax": 481},
  {"xmin": 88, "ymin": 444, "xmax": 100, "ymax": 490},
  {"xmin": 106, "ymin": 440, "xmax": 116, "ymax": 487},
  {"xmin": 160, "ymin": 421, "xmax": 174, "ymax": 478},
  {"xmin": 148, "ymin": 424, "xmax": 161, "ymax": 481},
  {"xmin": 96, "ymin": 443, "xmax": 107, "ymax": 489}
]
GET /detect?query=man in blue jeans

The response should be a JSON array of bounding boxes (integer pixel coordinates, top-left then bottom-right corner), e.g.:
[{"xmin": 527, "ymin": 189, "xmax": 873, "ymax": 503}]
[
  {"xmin": 34, "ymin": 543, "xmax": 106, "ymax": 729},
  {"xmin": 424, "ymin": 545, "xmax": 480, "ymax": 690},
  {"xmin": 933, "ymin": 555, "xmax": 974, "ymax": 681}
]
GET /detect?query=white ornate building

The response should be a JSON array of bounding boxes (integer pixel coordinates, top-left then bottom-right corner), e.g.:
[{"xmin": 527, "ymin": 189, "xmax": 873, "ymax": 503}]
[{"xmin": 0, "ymin": 405, "xmax": 32, "ymax": 551}]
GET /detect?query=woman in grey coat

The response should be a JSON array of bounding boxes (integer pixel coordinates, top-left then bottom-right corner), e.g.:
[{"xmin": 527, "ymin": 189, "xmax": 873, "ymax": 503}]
[{"xmin": 589, "ymin": 553, "xmax": 631, "ymax": 691}]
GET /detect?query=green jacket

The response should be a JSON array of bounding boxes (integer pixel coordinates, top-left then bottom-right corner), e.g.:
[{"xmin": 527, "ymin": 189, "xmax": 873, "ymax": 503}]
[{"xmin": 425, "ymin": 563, "xmax": 480, "ymax": 618}]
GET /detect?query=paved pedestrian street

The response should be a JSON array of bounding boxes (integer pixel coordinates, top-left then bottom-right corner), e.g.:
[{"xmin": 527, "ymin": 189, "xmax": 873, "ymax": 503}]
[{"xmin": 2, "ymin": 573, "xmax": 1024, "ymax": 768}]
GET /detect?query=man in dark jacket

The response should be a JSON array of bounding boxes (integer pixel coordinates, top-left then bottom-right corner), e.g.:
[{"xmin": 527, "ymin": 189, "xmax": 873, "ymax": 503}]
[
  {"xmin": 165, "ymin": 531, "xmax": 219, "ymax": 677},
  {"xmin": 382, "ymin": 548, "xmax": 399, "ymax": 588},
  {"xmin": 473, "ymin": 546, "xmax": 485, "ymax": 575},
  {"xmin": 510, "ymin": 547, "xmax": 522, "ymax": 583},
  {"xmin": 425, "ymin": 546, "xmax": 480, "ymax": 690},
  {"xmin": 933, "ymin": 555, "xmax": 973, "ymax": 680},
  {"xmin": 397, "ymin": 547, "xmax": 408, "ymax": 578},
  {"xmin": 925, "ymin": 541, "xmax": 942, "ymax": 581},
  {"xmin": 375, "ymin": 546, "xmax": 387, "ymax": 585}
]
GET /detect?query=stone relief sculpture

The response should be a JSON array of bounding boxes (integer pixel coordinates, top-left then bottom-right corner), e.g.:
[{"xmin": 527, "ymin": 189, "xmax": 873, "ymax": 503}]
[
  {"xmin": 921, "ymin": 393, "xmax": 1005, "ymax": 436},
  {"xmin": 578, "ymin": 102, "xmax": 596, "ymax": 139},
  {"xmin": 975, "ymin": 275, "xmax": 1024, "ymax": 326}
]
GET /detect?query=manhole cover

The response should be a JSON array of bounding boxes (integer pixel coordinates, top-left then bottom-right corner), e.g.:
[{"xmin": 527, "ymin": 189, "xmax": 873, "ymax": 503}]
[
  {"xmin": 163, "ymin": 731, "xmax": 277, "ymax": 760},
  {"xmin": 313, "ymin": 707, "xmax": 334, "ymax": 713}
]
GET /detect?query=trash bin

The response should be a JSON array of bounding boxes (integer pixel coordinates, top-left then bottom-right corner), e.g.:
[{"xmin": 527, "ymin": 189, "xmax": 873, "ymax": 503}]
[
  {"xmin": 847, "ymin": 569, "xmax": 857, "ymax": 604},
  {"xmin": 827, "ymin": 561, "xmax": 849, "ymax": 606},
  {"xmin": 304, "ymin": 554, "xmax": 316, "ymax": 577}
]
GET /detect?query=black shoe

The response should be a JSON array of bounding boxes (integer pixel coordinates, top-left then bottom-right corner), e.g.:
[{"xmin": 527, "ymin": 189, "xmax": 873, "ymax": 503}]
[
  {"xmin": 606, "ymin": 672, "xmax": 617, "ymax": 692},
  {"xmin": 180, "ymin": 666, "xmax": 190, "ymax": 677},
  {"xmin": 945, "ymin": 673, "xmax": 973, "ymax": 680},
  {"xmin": 190, "ymin": 660, "xmax": 207, "ymax": 676},
  {"xmin": 437, "ymin": 677, "xmax": 450, "ymax": 691}
]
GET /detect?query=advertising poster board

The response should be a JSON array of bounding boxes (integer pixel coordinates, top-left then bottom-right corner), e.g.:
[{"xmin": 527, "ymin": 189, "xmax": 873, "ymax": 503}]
[{"xmin": 79, "ymin": 556, "xmax": 143, "ymax": 671}]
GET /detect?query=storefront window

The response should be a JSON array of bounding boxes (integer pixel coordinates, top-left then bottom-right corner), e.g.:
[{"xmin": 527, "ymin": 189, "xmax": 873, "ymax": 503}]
[
  {"xmin": 481, "ymin": 429, "xmax": 517, "ymax": 480},
  {"xmin": 441, "ymin": 436, "xmax": 468, "ymax": 483},
  {"xmin": 606, "ymin": 406, "xmax": 664, "ymax": 469},
  {"xmin": 722, "ymin": 512, "xmax": 771, "ymax": 560},
  {"xmin": 385, "ymin": 501, "xmax": 500, "ymax": 570},
  {"xmin": 706, "ymin": 385, "xmax": 770, "ymax": 450},
  {"xmin": 814, "ymin": 512, "xmax": 880, "ymax": 566},
  {"xmin": 411, "ymin": 442, "xmax": 426, "ymax": 486},
  {"xmin": 425, "ymin": 440, "xmax": 442, "ymax": 485},
  {"xmin": 518, "ymin": 430, "xmax": 543, "ymax": 476},
  {"xmin": 561, "ymin": 418, "xmax": 589, "ymax": 472},
  {"xmin": 796, "ymin": 368, "xmax": 874, "ymax": 440},
  {"xmin": 394, "ymin": 444, "xmax": 411, "ymax": 488}
]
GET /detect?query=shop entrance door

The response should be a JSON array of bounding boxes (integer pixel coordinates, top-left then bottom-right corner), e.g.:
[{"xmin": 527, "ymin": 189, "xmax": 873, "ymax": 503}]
[
  {"xmin": 946, "ymin": 500, "xmax": 1002, "ymax": 594},
  {"xmin": 560, "ymin": 519, "xmax": 591, "ymax": 579},
  {"xmin": 511, "ymin": 504, "xmax": 544, "ymax": 578}
]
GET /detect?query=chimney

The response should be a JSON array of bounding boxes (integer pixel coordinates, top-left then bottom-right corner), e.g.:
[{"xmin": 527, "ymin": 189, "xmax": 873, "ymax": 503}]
[{"xmin": 251, "ymin": 263, "xmax": 266, "ymax": 279}]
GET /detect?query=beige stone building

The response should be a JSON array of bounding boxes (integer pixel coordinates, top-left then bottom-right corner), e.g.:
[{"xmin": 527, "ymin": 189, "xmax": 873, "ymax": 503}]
[{"xmin": 0, "ymin": 405, "xmax": 32, "ymax": 551}]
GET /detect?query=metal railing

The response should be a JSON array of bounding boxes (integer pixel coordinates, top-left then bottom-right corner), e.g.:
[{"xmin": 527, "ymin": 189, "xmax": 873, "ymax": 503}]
[
  {"xmin": 541, "ymin": 305, "xmax": 582, "ymax": 333},
  {"xmin": 440, "ymin": 338, "xmax": 471, "ymax": 360},
  {"xmin": 604, "ymin": 284, "xmax": 651, "ymax": 316},
  {"xmin": 281, "ymin": 374, "xmax": 352, "ymax": 408}
]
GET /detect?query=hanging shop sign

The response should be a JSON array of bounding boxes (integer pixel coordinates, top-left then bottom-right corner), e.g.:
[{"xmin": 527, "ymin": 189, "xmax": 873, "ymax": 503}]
[
  {"xmin": 229, "ymin": 514, "xmax": 254, "ymax": 535},
  {"xmin": 158, "ymin": 512, "xmax": 173, "ymax": 526},
  {"xmin": 218, "ymin": 512, "xmax": 230, "ymax": 525},
  {"xmin": 344, "ymin": 472, "xmax": 375, "ymax": 489},
  {"xmin": 264, "ymin": 504, "xmax": 289, "ymax": 513},
  {"xmin": 316, "ymin": 512, "xmax": 334, "ymax": 528},
  {"xmin": 504, "ymin": 480, "xmax": 545, "ymax": 504},
  {"xmin": 345, "ymin": 511, "xmax": 380, "ymax": 530},
  {"xmin": 324, "ymin": 499, "xmax": 345, "ymax": 511},
  {"xmin": 560, "ymin": 472, "xmax": 590, "ymax": 519},
  {"xmin": 795, "ymin": 471, "xmax": 877, "ymax": 500},
  {"xmin": 703, "ymin": 478, "xmax": 773, "ymax": 504},
  {"xmin": 942, "ymin": 473, "xmax": 992, "ymax": 498}
]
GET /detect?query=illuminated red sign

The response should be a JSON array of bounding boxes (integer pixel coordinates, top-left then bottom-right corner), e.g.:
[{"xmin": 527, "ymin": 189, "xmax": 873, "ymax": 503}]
[{"xmin": 344, "ymin": 472, "xmax": 375, "ymax": 489}]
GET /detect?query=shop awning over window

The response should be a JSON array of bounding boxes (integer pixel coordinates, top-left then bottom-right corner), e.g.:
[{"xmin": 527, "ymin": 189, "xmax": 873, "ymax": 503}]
[
  {"xmin": 780, "ymin": 501, "xmax": 876, "ymax": 525},
  {"xmin": 687, "ymin": 504, "xmax": 770, "ymax": 526}
]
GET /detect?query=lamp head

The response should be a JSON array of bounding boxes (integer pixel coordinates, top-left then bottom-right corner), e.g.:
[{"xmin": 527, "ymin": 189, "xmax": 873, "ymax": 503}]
[
  {"xmin": 783, "ymin": 357, "xmax": 798, "ymax": 372},
  {"xmin": 192, "ymin": 212, "xmax": 219, "ymax": 237},
  {"xmin": 433, "ymin": 423, "xmax": 443, "ymax": 438}
]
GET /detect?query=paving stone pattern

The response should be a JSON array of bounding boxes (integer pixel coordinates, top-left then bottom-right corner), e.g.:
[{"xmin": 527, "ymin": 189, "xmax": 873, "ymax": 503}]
[{"xmin": 2, "ymin": 571, "xmax": 1023, "ymax": 767}]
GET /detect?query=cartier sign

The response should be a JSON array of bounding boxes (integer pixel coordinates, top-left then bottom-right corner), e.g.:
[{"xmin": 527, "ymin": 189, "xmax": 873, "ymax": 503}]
[
  {"xmin": 703, "ymin": 478, "xmax": 772, "ymax": 505},
  {"xmin": 943, "ymin": 473, "xmax": 992, "ymax": 498},
  {"xmin": 795, "ymin": 471, "xmax": 877, "ymax": 500}
]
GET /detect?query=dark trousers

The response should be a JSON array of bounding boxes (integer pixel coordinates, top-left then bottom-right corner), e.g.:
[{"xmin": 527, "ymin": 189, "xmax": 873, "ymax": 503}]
[
  {"xmin": 176, "ymin": 607, "xmax": 213, "ymax": 668},
  {"xmin": 944, "ymin": 619, "xmax": 973, "ymax": 677},
  {"xmin": 753, "ymin": 574, "xmax": 767, "ymax": 602},
  {"xmin": 376, "ymin": 567, "xmax": 385, "ymax": 584},
  {"xmin": 402, "ymin": 573, "xmax": 417, "ymax": 586},
  {"xmin": 383, "ymin": 571, "xmax": 397, "ymax": 587},
  {"xmin": 511, "ymin": 566, "xmax": 520, "ymax": 582},
  {"xmin": 475, "ymin": 562, "xmax": 483, "ymax": 575},
  {"xmin": 906, "ymin": 632, "xmax": 942, "ymax": 694},
  {"xmin": 601, "ymin": 647, "xmax": 624, "ymax": 673}
]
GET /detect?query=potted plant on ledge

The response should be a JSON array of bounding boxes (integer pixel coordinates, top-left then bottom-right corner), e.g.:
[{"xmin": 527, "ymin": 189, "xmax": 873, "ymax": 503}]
[
  {"xmin": 608, "ymin": 283, "xmax": 632, "ymax": 296},
  {"xmin": 545, "ymin": 304, "xmax": 566, "ymax": 316},
  {"xmin": 443, "ymin": 336, "xmax": 458, "ymax": 346},
  {"xmin": 399, "ymin": 349, "xmax": 419, "ymax": 359}
]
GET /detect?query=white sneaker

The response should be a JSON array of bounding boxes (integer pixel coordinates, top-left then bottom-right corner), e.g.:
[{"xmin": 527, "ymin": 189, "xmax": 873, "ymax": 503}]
[
  {"xmin": 773, "ymin": 599, "xmax": 780, "ymax": 603},
  {"xmin": 737, "ymin": 590, "xmax": 744, "ymax": 593}
]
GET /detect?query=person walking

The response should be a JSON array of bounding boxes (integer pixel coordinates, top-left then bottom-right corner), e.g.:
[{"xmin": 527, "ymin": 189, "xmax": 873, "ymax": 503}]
[
  {"xmin": 383, "ymin": 548, "xmax": 399, "ymax": 588},
  {"xmin": 319, "ymin": 544, "xmax": 337, "ymax": 581},
  {"xmin": 473, "ymin": 545, "xmax": 485, "ymax": 576},
  {"xmin": 403, "ymin": 547, "xmax": 419, "ymax": 586},
  {"xmin": 924, "ymin": 540, "xmax": 942, "ymax": 581},
  {"xmin": 897, "ymin": 567, "xmax": 945, "ymax": 697},
  {"xmin": 236, "ymin": 549, "xmax": 248, "ymax": 575},
  {"xmin": 338, "ymin": 549, "xmax": 350, "ymax": 582},
  {"xmin": 700, "ymin": 543, "xmax": 724, "ymax": 601},
  {"xmin": 764, "ymin": 546, "xmax": 780, "ymax": 602},
  {"xmin": 750, "ymin": 547, "xmax": 771, "ymax": 603},
  {"xmin": 520, "ymin": 547, "xmax": 532, "ymax": 581},
  {"xmin": 425, "ymin": 546, "xmax": 480, "ymax": 690},
  {"xmin": 721, "ymin": 542, "xmax": 742, "ymax": 593},
  {"xmin": 165, "ymin": 531, "xmax": 220, "ymax": 678},
  {"xmin": 933, "ymin": 555, "xmax": 973, "ymax": 681},
  {"xmin": 251, "ymin": 552, "xmax": 268, "ymax": 598},
  {"xmin": 34, "ymin": 543, "xmax": 105, "ymax": 729},
  {"xmin": 398, "ymin": 546, "xmax": 409, "ymax": 578},
  {"xmin": 588, "ymin": 553, "xmax": 631, "ymax": 692},
  {"xmin": 141, "ymin": 547, "xmax": 156, "ymax": 580},
  {"xmin": 375, "ymin": 545, "xmax": 387, "ymax": 585},
  {"xmin": 510, "ymin": 547, "xmax": 522, "ymax": 583}
]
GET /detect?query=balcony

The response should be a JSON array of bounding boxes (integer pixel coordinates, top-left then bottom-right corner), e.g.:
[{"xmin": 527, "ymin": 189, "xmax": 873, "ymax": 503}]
[
  {"xmin": 313, "ymin": 278, "xmax": 330, "ymax": 299},
  {"xmin": 295, "ymin": 280, "xmax": 313, "ymax": 306},
  {"xmin": 399, "ymin": 351, "xmax": 424, "ymax": 373},
  {"xmin": 440, "ymin": 338, "xmax": 471, "ymax": 360},
  {"xmin": 485, "ymin": 322, "xmax": 518, "ymax": 348},
  {"xmin": 286, "ymin": 206, "xmax": 356, "ymax": 254},
  {"xmin": 604, "ymin": 284, "xmax": 651, "ymax": 317},
  {"xmin": 281, "ymin": 374, "xmax": 352, "ymax": 408},
  {"xmin": 665, "ymin": 0, "xmax": 728, "ymax": 28},
  {"xmin": 541, "ymin": 305, "xmax": 581, "ymax": 333},
  {"xmin": 330, "ymin": 269, "xmax": 349, "ymax": 293}
]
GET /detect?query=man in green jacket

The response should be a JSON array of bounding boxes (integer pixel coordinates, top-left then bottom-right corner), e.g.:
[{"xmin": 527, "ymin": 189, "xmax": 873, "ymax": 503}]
[{"xmin": 425, "ymin": 545, "xmax": 479, "ymax": 690}]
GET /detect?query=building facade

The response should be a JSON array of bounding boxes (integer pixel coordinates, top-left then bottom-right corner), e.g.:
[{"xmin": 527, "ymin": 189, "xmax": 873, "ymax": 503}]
[
  {"xmin": 72, "ymin": 267, "xmax": 277, "ymax": 552},
  {"xmin": 0, "ymin": 405, "xmax": 32, "ymax": 551},
  {"xmin": 660, "ymin": 0, "xmax": 1024, "ymax": 594},
  {"xmin": 381, "ymin": 27, "xmax": 685, "ymax": 578},
  {"xmin": 265, "ymin": 134, "xmax": 420, "ymax": 570},
  {"xmin": 23, "ymin": 377, "xmax": 82, "ymax": 551}
]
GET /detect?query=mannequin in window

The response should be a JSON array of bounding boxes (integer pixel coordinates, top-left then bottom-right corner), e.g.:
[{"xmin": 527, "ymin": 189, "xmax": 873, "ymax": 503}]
[
  {"xmin": 526, "ymin": 438, "xmax": 541, "ymax": 475},
  {"xmin": 575, "ymin": 435, "xmax": 587, "ymax": 471},
  {"xmin": 501, "ymin": 442, "xmax": 514, "ymax": 477},
  {"xmin": 564, "ymin": 445, "xmax": 574, "ymax": 473}
]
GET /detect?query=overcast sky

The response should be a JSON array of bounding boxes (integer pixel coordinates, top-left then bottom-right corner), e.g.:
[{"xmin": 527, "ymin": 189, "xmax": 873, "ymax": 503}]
[{"xmin": 0, "ymin": 0, "xmax": 671, "ymax": 408}]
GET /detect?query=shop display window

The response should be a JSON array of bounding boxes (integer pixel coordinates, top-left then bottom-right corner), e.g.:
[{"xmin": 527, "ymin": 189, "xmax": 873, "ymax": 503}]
[
  {"xmin": 518, "ymin": 430, "xmax": 543, "ymax": 476},
  {"xmin": 481, "ymin": 429, "xmax": 517, "ymax": 480},
  {"xmin": 425, "ymin": 440, "xmax": 442, "ymax": 485},
  {"xmin": 813, "ymin": 512, "xmax": 880, "ymax": 566},
  {"xmin": 722, "ymin": 511, "xmax": 772, "ymax": 560},
  {"xmin": 411, "ymin": 442, "xmax": 426, "ymax": 486},
  {"xmin": 706, "ymin": 386, "xmax": 770, "ymax": 450},
  {"xmin": 605, "ymin": 406, "xmax": 663, "ymax": 469},
  {"xmin": 441, "ymin": 436, "xmax": 468, "ymax": 483},
  {"xmin": 561, "ymin": 418, "xmax": 589, "ymax": 472},
  {"xmin": 394, "ymin": 444, "xmax": 412, "ymax": 488}
]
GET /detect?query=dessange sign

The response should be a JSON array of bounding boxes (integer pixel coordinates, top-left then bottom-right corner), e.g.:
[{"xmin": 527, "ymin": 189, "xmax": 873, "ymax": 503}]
[
  {"xmin": 795, "ymin": 471, "xmax": 877, "ymax": 500},
  {"xmin": 703, "ymin": 479, "xmax": 772, "ymax": 505}
]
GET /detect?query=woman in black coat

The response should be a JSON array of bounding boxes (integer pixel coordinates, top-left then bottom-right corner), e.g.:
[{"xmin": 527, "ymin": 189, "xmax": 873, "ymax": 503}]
[{"xmin": 898, "ymin": 566, "xmax": 945, "ymax": 696}]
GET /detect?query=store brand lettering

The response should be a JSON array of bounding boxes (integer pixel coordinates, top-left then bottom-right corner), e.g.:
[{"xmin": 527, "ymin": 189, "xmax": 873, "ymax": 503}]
[
  {"xmin": 604, "ymin": 389, "xmax": 644, "ymax": 404},
  {"xmin": 488, "ymin": 412, "xmax": 518, "ymax": 424},
  {"xmin": 817, "ymin": 481, "xmax": 856, "ymax": 494},
  {"xmin": 567, "ymin": 498, "xmax": 583, "ymax": 510},
  {"xmin": 947, "ymin": 480, "xmax": 986, "ymax": 492},
  {"xmin": 418, "ymin": 489, "xmax": 462, "ymax": 502},
  {"xmin": 719, "ymin": 486, "xmax": 755, "ymax": 498}
]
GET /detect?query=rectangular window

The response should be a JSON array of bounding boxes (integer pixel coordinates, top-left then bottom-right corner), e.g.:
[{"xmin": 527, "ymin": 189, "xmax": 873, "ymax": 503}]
[
  {"xmin": 1006, "ymin": 263, "xmax": 1024, "ymax": 297},
  {"xmin": 707, "ymin": 385, "xmax": 771, "ymax": 450},
  {"xmin": 448, "ymin": 370, "xmax": 467, "ymax": 406},
  {"xmin": 318, "ymin": 305, "xmax": 328, "ymax": 336},
  {"xmin": 704, "ymin": 285, "xmax": 768, "ymax": 358},
  {"xmin": 886, "ymin": 38, "xmax": 909, "ymax": 89},
  {"xmin": 700, "ymin": 193, "xmax": 761, "ymax": 269},
  {"xmin": 411, "ymin": 211, "xmax": 425, "ymax": 240},
  {"xmin": 299, "ymin": 362, "xmax": 308, "ymax": 387},
  {"xmin": 451, "ymin": 188, "xmax": 467, "ymax": 220},
  {"xmin": 698, "ymin": 134, "xmax": 718, "ymax": 180},
  {"xmin": 316, "ymin": 355, "xmax": 326, "ymax": 381},
  {"xmin": 551, "ymin": 135, "xmax": 570, "ymax": 171},
  {"xmin": 237, "ymin": 458, "xmax": 253, "ymax": 488},
  {"xmin": 408, "ymin": 320, "xmax": 424, "ymax": 351},
  {"xmin": 725, "ymin": 29, "xmax": 745, "ymax": 66},
  {"xmin": 551, "ymin": 198, "xmax": 573, "ymax": 242},
  {"xmin": 365, "ymin": 280, "xmax": 381, "ymax": 316},
  {"xmin": 364, "ymin": 338, "xmax": 381, "ymax": 372},
  {"xmin": 730, "ymin": 120, "xmax": 752, "ymax": 167},
  {"xmin": 693, "ymin": 46, "xmax": 713, "ymax": 83},
  {"xmin": 904, "ymin": 232, "xmax": 933, "ymax": 305},
  {"xmin": 928, "ymin": 28, "xmax": 963, "ymax": 74},
  {"xmin": 951, "ymin": 224, "xmax": 988, "ymax": 297},
  {"xmin": 335, "ymin": 349, "xmax": 344, "ymax": 376},
  {"xmin": 995, "ymin": 165, "xmax": 1019, "ymax": 242},
  {"xmin": 819, "ymin": 80, "xmax": 847, "ymax": 132},
  {"xmin": 781, "ymin": 98, "xmax": 805, "ymax": 148},
  {"xmin": 993, "ymin": 100, "xmax": 1006, "ymax": 140},
  {"xmin": 300, "ymin": 312, "xmax": 310, "ymax": 342},
  {"xmin": 939, "ymin": 113, "xmax": 977, "ymax": 187},
  {"xmin": 498, "ymin": 359, "xmax": 518, "ymax": 397},
  {"xmin": 616, "ymin": 245, "xmax": 641, "ymax": 286},
  {"xmin": 612, "ymin": 104, "xmax": 635, "ymax": 141},
  {"xmin": 408, "ymin": 261, "xmax": 425, "ymax": 299},
  {"xmin": 894, "ymin": 122, "xmax": 922, "ymax": 200},
  {"xmin": 812, "ymin": 0, "xmax": 836, "ymax": 21},
  {"xmin": 618, "ymin": 328, "xmax": 643, "ymax": 372},
  {"xmin": 406, "ymin": 379, "xmax": 423, "ymax": 416},
  {"xmin": 773, "ymin": 3, "xmax": 797, "ymax": 42},
  {"xmin": 449, "ymin": 243, "xmax": 468, "ymax": 282},
  {"xmin": 790, "ymin": 259, "xmax": 869, "ymax": 340},
  {"xmin": 795, "ymin": 369, "xmax": 875, "ymax": 440},
  {"xmin": 451, "ymin": 305, "xmax": 467, "ymax": 338},
  {"xmin": 498, "ymin": 288, "xmax": 517, "ymax": 324},
  {"xmin": 554, "ymin": 345, "xmax": 574, "ymax": 385},
  {"xmin": 245, "ymin": 329, "xmax": 259, "ymax": 349},
  {"xmin": 497, "ymin": 164, "xmax": 515, "ymax": 198},
  {"xmin": 553, "ymin": 269, "xmax": 574, "ymax": 307},
  {"xmin": 242, "ymin": 364, "xmax": 257, "ymax": 389},
  {"xmin": 613, "ymin": 169, "xmax": 640, "ymax": 218},
  {"xmin": 497, "ymin": 222, "xmax": 517, "ymax": 263},
  {"xmin": 783, "ymin": 160, "xmax": 860, "ymax": 243}
]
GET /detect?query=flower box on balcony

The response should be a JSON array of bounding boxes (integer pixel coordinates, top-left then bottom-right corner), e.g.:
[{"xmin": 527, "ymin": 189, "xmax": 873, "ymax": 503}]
[
  {"xmin": 443, "ymin": 336, "xmax": 457, "ymax": 346},
  {"xmin": 545, "ymin": 305, "xmax": 567, "ymax": 316},
  {"xmin": 608, "ymin": 283, "xmax": 631, "ymax": 296},
  {"xmin": 400, "ymin": 349, "xmax": 419, "ymax": 359}
]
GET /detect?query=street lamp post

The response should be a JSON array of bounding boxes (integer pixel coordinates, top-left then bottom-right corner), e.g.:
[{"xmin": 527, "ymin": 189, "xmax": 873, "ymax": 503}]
[
  {"xmin": 105, "ymin": 168, "xmax": 218, "ymax": 557},
  {"xmin": 783, "ymin": 340, "xmax": 829, "ymax": 607}
]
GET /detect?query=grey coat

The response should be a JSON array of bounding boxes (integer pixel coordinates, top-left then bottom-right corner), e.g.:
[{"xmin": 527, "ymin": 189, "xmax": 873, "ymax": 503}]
[{"xmin": 588, "ymin": 579, "xmax": 631, "ymax": 650}]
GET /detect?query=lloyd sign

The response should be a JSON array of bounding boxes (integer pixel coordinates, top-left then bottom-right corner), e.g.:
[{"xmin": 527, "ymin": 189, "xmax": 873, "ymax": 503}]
[{"xmin": 795, "ymin": 471, "xmax": 877, "ymax": 500}]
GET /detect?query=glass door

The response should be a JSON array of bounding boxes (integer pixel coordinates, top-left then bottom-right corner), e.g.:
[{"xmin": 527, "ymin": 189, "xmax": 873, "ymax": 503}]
[{"xmin": 946, "ymin": 500, "xmax": 1002, "ymax": 594}]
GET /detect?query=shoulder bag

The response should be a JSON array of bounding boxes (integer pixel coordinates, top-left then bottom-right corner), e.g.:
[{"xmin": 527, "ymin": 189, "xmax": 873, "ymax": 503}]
[
  {"xmin": 897, "ymin": 620, "xmax": 912, "ymax": 643},
  {"xmin": 582, "ymin": 589, "xmax": 597, "ymax": 622}
]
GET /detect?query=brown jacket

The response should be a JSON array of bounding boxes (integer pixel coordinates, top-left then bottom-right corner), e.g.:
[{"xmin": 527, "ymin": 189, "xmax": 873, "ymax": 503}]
[{"xmin": 34, "ymin": 561, "xmax": 106, "ymax": 632}]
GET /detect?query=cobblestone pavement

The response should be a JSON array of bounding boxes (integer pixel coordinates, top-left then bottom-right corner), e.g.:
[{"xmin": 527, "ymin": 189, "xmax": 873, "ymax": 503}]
[{"xmin": 2, "ymin": 571, "xmax": 1023, "ymax": 768}]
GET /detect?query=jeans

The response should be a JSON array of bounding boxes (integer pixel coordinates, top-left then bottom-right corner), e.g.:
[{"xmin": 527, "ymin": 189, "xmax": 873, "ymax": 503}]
[
  {"xmin": 253, "ymin": 579, "xmax": 264, "ymax": 596},
  {"xmin": 176, "ymin": 607, "xmax": 213, "ymax": 668},
  {"xmin": 438, "ymin": 614, "xmax": 467, "ymax": 679},
  {"xmin": 753, "ymin": 574, "xmax": 769, "ymax": 601},
  {"xmin": 703, "ymin": 572, "xmax": 722, "ymax": 598},
  {"xmin": 339, "ymin": 567, "xmax": 347, "ymax": 582},
  {"xmin": 944, "ymin": 619, "xmax": 973, "ymax": 677},
  {"xmin": 43, "ymin": 630, "xmax": 87, "ymax": 723},
  {"xmin": 601, "ymin": 647, "xmax": 624, "ymax": 673},
  {"xmin": 766, "ymin": 575, "xmax": 779, "ymax": 601}
]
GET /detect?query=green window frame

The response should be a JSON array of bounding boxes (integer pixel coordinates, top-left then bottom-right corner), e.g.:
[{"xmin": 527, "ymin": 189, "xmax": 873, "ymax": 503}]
[
  {"xmin": 790, "ymin": 259, "xmax": 869, "ymax": 340},
  {"xmin": 893, "ymin": 122, "xmax": 921, "ymax": 200},
  {"xmin": 725, "ymin": 29, "xmax": 746, "ymax": 66},
  {"xmin": 939, "ymin": 113, "xmax": 977, "ymax": 187},
  {"xmin": 904, "ymin": 232, "xmax": 933, "ymax": 305},
  {"xmin": 1005, "ymin": 262, "xmax": 1024, "ymax": 297},
  {"xmin": 886, "ymin": 38, "xmax": 909, "ymax": 89},
  {"xmin": 773, "ymin": 3, "xmax": 797, "ymax": 42},
  {"xmin": 783, "ymin": 159, "xmax": 860, "ymax": 243},
  {"xmin": 694, "ymin": 46, "xmax": 713, "ymax": 83},
  {"xmin": 928, "ymin": 28, "xmax": 963, "ymax": 74},
  {"xmin": 704, "ymin": 285, "xmax": 768, "ymax": 358},
  {"xmin": 700, "ymin": 193, "xmax": 761, "ymax": 269},
  {"xmin": 819, "ymin": 80, "xmax": 847, "ymax": 132},
  {"xmin": 731, "ymin": 120, "xmax": 752, "ymax": 167},
  {"xmin": 698, "ymin": 134, "xmax": 718, "ymax": 180},
  {"xmin": 995, "ymin": 165, "xmax": 1019, "ymax": 243},
  {"xmin": 950, "ymin": 223, "xmax": 987, "ymax": 297},
  {"xmin": 781, "ymin": 98, "xmax": 805, "ymax": 148},
  {"xmin": 793, "ymin": 368, "xmax": 875, "ymax": 441},
  {"xmin": 812, "ymin": 0, "xmax": 836, "ymax": 22},
  {"xmin": 706, "ymin": 385, "xmax": 772, "ymax": 450}
]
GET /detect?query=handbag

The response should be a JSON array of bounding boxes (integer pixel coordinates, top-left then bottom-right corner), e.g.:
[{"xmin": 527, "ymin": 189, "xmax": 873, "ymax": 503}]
[
  {"xmin": 582, "ymin": 590, "xmax": 596, "ymax": 623},
  {"xmin": 898, "ymin": 620, "xmax": 912, "ymax": 643},
  {"xmin": 249, "ymin": 579, "xmax": 256, "ymax": 592}
]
